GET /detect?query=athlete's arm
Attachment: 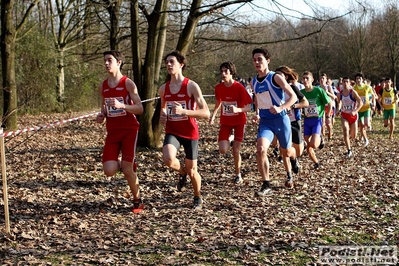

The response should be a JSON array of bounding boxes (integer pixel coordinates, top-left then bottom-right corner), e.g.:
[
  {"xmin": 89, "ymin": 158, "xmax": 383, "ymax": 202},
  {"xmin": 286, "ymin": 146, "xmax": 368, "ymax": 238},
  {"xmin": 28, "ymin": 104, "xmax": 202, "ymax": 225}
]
[
  {"xmin": 337, "ymin": 92, "xmax": 342, "ymax": 115},
  {"xmin": 174, "ymin": 80, "xmax": 210, "ymax": 119},
  {"xmin": 292, "ymin": 85, "xmax": 309, "ymax": 109},
  {"xmin": 96, "ymin": 82, "xmax": 106, "ymax": 123},
  {"xmin": 352, "ymin": 90, "xmax": 363, "ymax": 114},
  {"xmin": 209, "ymin": 99, "xmax": 222, "ymax": 125},
  {"xmin": 125, "ymin": 78, "xmax": 144, "ymax": 115},
  {"xmin": 158, "ymin": 84, "xmax": 167, "ymax": 125},
  {"xmin": 325, "ymin": 86, "xmax": 336, "ymax": 100},
  {"xmin": 274, "ymin": 74, "xmax": 297, "ymax": 113},
  {"xmin": 251, "ymin": 83, "xmax": 260, "ymax": 124},
  {"xmin": 231, "ymin": 104, "xmax": 251, "ymax": 114}
]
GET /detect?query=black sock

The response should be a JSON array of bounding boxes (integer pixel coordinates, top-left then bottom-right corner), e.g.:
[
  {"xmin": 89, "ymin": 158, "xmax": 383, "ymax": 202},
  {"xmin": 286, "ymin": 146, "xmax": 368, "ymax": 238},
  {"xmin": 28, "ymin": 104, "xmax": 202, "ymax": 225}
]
[{"xmin": 263, "ymin": 180, "xmax": 271, "ymax": 187}]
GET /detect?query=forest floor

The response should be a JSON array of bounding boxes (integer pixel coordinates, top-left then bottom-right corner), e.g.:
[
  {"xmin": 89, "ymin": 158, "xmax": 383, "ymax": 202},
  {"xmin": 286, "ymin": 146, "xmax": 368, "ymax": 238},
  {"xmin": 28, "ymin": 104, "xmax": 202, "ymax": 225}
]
[{"xmin": 0, "ymin": 110, "xmax": 398, "ymax": 265}]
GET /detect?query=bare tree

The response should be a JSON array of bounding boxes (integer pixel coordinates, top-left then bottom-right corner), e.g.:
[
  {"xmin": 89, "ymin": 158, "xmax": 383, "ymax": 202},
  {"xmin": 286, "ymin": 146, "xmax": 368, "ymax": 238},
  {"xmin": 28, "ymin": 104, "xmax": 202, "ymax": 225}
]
[
  {"xmin": 128, "ymin": 0, "xmax": 254, "ymax": 147},
  {"xmin": 1, "ymin": 0, "xmax": 40, "ymax": 130},
  {"xmin": 48, "ymin": 0, "xmax": 100, "ymax": 105},
  {"xmin": 342, "ymin": 4, "xmax": 375, "ymax": 76},
  {"xmin": 381, "ymin": 5, "xmax": 399, "ymax": 84}
]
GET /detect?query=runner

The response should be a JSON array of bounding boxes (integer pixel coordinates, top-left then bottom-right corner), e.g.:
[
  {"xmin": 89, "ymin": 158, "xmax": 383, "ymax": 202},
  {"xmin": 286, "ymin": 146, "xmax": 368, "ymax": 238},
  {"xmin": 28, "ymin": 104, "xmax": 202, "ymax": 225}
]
[
  {"xmin": 352, "ymin": 73, "xmax": 375, "ymax": 147},
  {"xmin": 96, "ymin": 50, "xmax": 144, "ymax": 213},
  {"xmin": 336, "ymin": 77, "xmax": 363, "ymax": 157},
  {"xmin": 209, "ymin": 61, "xmax": 253, "ymax": 184},
  {"xmin": 275, "ymin": 66, "xmax": 309, "ymax": 176},
  {"xmin": 319, "ymin": 73, "xmax": 336, "ymax": 141},
  {"xmin": 374, "ymin": 78, "xmax": 384, "ymax": 117},
  {"xmin": 250, "ymin": 48, "xmax": 298, "ymax": 195},
  {"xmin": 379, "ymin": 77, "xmax": 398, "ymax": 139},
  {"xmin": 300, "ymin": 71, "xmax": 332, "ymax": 169},
  {"xmin": 158, "ymin": 50, "xmax": 210, "ymax": 210}
]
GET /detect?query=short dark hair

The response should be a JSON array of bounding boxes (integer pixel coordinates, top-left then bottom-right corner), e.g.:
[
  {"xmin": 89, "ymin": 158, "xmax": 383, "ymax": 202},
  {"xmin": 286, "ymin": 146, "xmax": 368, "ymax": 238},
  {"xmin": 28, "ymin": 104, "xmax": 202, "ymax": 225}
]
[
  {"xmin": 164, "ymin": 50, "xmax": 186, "ymax": 71},
  {"xmin": 355, "ymin": 73, "xmax": 364, "ymax": 79},
  {"xmin": 103, "ymin": 50, "xmax": 125, "ymax": 69},
  {"xmin": 252, "ymin": 48, "xmax": 271, "ymax": 60},
  {"xmin": 303, "ymin": 71, "xmax": 313, "ymax": 77},
  {"xmin": 219, "ymin": 61, "xmax": 237, "ymax": 78},
  {"xmin": 320, "ymin": 73, "xmax": 328, "ymax": 78}
]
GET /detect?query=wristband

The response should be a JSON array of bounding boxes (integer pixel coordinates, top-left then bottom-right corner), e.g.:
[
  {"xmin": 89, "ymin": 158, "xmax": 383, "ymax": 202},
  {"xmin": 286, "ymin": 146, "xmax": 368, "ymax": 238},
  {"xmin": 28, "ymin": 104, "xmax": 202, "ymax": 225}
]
[{"xmin": 291, "ymin": 104, "xmax": 296, "ymax": 109}]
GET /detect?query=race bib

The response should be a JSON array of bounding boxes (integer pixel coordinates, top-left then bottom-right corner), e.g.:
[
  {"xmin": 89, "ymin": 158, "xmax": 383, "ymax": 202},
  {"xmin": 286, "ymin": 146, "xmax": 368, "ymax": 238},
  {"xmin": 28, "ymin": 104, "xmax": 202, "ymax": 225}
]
[
  {"xmin": 342, "ymin": 104, "xmax": 354, "ymax": 111},
  {"xmin": 257, "ymin": 91, "xmax": 272, "ymax": 109},
  {"xmin": 384, "ymin": 97, "xmax": 393, "ymax": 105},
  {"xmin": 166, "ymin": 101, "xmax": 188, "ymax": 121},
  {"xmin": 222, "ymin": 101, "xmax": 238, "ymax": 116},
  {"xmin": 105, "ymin": 97, "xmax": 126, "ymax": 117},
  {"xmin": 305, "ymin": 103, "xmax": 319, "ymax": 117},
  {"xmin": 360, "ymin": 96, "xmax": 367, "ymax": 104}
]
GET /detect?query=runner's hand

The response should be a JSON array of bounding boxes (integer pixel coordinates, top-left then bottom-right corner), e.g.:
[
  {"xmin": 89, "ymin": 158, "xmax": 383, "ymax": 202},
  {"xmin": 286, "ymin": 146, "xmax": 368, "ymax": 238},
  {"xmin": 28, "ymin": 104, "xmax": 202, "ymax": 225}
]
[{"xmin": 160, "ymin": 111, "xmax": 167, "ymax": 125}]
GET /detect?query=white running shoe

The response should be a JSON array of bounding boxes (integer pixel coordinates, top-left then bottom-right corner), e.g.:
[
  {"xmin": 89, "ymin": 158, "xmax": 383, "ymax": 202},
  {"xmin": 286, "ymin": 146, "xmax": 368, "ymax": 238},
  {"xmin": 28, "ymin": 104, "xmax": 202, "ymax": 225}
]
[{"xmin": 364, "ymin": 139, "xmax": 369, "ymax": 147}]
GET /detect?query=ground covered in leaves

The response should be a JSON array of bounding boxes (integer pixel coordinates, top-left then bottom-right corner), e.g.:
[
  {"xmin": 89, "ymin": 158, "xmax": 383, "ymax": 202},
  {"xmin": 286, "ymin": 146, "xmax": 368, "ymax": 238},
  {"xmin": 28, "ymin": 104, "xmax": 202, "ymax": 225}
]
[{"xmin": 0, "ymin": 111, "xmax": 399, "ymax": 265}]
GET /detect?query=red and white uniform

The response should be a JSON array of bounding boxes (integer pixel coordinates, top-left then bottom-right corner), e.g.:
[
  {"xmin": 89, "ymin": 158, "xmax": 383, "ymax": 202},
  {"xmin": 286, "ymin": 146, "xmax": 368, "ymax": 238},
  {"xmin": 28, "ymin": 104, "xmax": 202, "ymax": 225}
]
[
  {"xmin": 340, "ymin": 89, "xmax": 358, "ymax": 125},
  {"xmin": 164, "ymin": 78, "xmax": 199, "ymax": 140},
  {"xmin": 102, "ymin": 76, "xmax": 139, "ymax": 163},
  {"xmin": 214, "ymin": 81, "xmax": 253, "ymax": 125},
  {"xmin": 102, "ymin": 76, "xmax": 140, "ymax": 130}
]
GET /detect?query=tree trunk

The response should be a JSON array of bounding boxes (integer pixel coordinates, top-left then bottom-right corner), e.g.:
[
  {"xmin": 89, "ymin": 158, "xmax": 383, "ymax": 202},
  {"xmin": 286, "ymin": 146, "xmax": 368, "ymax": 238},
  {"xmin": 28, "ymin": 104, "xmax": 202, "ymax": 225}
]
[
  {"xmin": 56, "ymin": 50, "xmax": 65, "ymax": 105},
  {"xmin": 1, "ymin": 0, "xmax": 18, "ymax": 130},
  {"xmin": 107, "ymin": 0, "xmax": 121, "ymax": 50},
  {"xmin": 1, "ymin": 0, "xmax": 39, "ymax": 130},
  {"xmin": 176, "ymin": 0, "xmax": 202, "ymax": 54},
  {"xmin": 132, "ymin": 0, "xmax": 168, "ymax": 148}
]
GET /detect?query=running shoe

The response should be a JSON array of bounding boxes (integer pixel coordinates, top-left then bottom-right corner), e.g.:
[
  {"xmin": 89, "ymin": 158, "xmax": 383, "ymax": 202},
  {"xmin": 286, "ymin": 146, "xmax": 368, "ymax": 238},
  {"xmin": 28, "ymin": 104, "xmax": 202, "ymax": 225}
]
[
  {"xmin": 364, "ymin": 138, "xmax": 369, "ymax": 147},
  {"xmin": 290, "ymin": 158, "xmax": 300, "ymax": 174},
  {"xmin": 314, "ymin": 162, "xmax": 320, "ymax": 169},
  {"xmin": 193, "ymin": 196, "xmax": 203, "ymax": 210},
  {"xmin": 346, "ymin": 150, "xmax": 352, "ymax": 157},
  {"xmin": 132, "ymin": 198, "xmax": 144, "ymax": 213},
  {"xmin": 319, "ymin": 136, "xmax": 325, "ymax": 149},
  {"xmin": 257, "ymin": 182, "xmax": 272, "ymax": 196},
  {"xmin": 277, "ymin": 155, "xmax": 283, "ymax": 163},
  {"xmin": 234, "ymin": 175, "xmax": 243, "ymax": 184},
  {"xmin": 177, "ymin": 174, "xmax": 187, "ymax": 192},
  {"xmin": 285, "ymin": 176, "xmax": 294, "ymax": 188},
  {"xmin": 273, "ymin": 147, "xmax": 279, "ymax": 157}
]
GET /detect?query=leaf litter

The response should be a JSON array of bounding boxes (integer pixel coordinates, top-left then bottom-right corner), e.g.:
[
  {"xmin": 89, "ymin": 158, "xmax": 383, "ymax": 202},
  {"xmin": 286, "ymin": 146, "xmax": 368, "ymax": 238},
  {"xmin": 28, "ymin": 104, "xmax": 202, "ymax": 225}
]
[{"xmin": 0, "ymin": 112, "xmax": 398, "ymax": 265}]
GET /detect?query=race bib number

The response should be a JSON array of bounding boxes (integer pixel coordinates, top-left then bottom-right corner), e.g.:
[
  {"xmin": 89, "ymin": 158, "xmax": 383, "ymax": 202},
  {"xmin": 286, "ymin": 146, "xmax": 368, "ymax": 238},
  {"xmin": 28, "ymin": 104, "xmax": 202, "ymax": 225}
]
[
  {"xmin": 166, "ymin": 101, "xmax": 188, "ymax": 121},
  {"xmin": 105, "ymin": 97, "xmax": 126, "ymax": 117},
  {"xmin": 305, "ymin": 103, "xmax": 319, "ymax": 117},
  {"xmin": 384, "ymin": 97, "xmax": 393, "ymax": 105},
  {"xmin": 222, "ymin": 101, "xmax": 238, "ymax": 116},
  {"xmin": 342, "ymin": 104, "xmax": 354, "ymax": 111},
  {"xmin": 360, "ymin": 96, "xmax": 367, "ymax": 104},
  {"xmin": 257, "ymin": 91, "xmax": 272, "ymax": 109}
]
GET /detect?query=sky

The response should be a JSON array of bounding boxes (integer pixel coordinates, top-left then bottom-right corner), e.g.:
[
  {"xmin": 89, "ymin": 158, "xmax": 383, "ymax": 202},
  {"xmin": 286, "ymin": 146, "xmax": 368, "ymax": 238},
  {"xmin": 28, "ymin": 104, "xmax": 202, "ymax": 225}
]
[{"xmin": 238, "ymin": 0, "xmax": 382, "ymax": 20}]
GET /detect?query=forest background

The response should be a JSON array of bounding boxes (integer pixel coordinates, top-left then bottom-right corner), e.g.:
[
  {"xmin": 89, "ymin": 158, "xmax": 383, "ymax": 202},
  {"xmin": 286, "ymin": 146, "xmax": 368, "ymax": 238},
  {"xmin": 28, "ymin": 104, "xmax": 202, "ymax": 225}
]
[
  {"xmin": 1, "ymin": 0, "xmax": 399, "ymax": 147},
  {"xmin": 1, "ymin": 1, "xmax": 399, "ymax": 264}
]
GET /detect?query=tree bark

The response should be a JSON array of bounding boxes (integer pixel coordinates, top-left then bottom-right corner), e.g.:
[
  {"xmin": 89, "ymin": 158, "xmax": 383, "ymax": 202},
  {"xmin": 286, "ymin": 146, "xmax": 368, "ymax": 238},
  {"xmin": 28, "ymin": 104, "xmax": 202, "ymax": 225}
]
[
  {"xmin": 1, "ymin": 0, "xmax": 18, "ymax": 130},
  {"xmin": 132, "ymin": 0, "xmax": 168, "ymax": 147},
  {"xmin": 1, "ymin": 0, "xmax": 40, "ymax": 130}
]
